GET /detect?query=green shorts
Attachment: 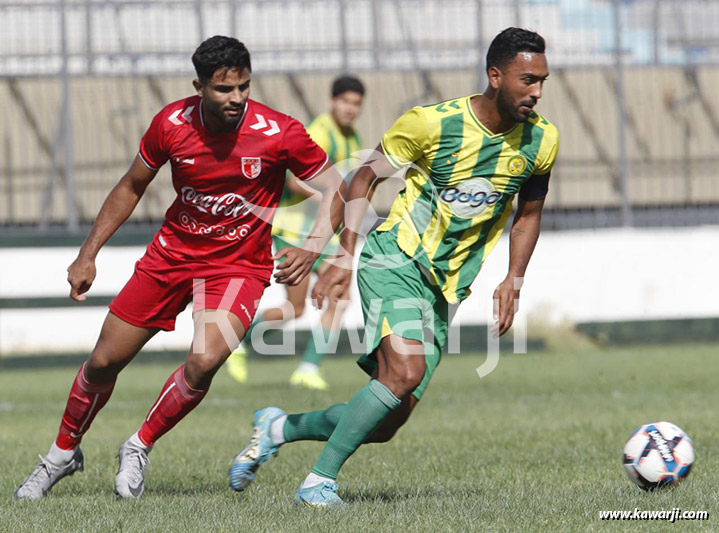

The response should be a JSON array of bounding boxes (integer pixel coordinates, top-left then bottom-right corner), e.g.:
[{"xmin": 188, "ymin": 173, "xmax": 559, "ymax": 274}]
[
  {"xmin": 356, "ymin": 230, "xmax": 454, "ymax": 400},
  {"xmin": 272, "ymin": 235, "xmax": 340, "ymax": 273}
]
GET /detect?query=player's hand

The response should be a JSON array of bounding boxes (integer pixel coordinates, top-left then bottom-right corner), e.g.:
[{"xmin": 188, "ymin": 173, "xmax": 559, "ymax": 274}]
[
  {"xmin": 491, "ymin": 277, "xmax": 521, "ymax": 337},
  {"xmin": 67, "ymin": 255, "xmax": 96, "ymax": 302},
  {"xmin": 311, "ymin": 256, "xmax": 352, "ymax": 310},
  {"xmin": 273, "ymin": 246, "xmax": 320, "ymax": 286}
]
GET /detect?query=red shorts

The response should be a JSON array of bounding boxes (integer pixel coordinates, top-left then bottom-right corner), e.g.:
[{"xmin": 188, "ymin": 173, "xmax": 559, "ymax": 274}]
[{"xmin": 109, "ymin": 241, "xmax": 269, "ymax": 332}]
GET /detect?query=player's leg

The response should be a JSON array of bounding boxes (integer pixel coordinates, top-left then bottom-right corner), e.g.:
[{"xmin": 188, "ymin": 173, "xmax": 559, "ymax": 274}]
[
  {"xmin": 226, "ymin": 272, "xmax": 310, "ymax": 384},
  {"xmin": 277, "ymin": 386, "xmax": 417, "ymax": 444},
  {"xmin": 13, "ymin": 313, "xmax": 158, "ymax": 500},
  {"xmin": 295, "ymin": 229, "xmax": 449, "ymax": 506},
  {"xmin": 229, "ymin": 352, "xmax": 424, "ymax": 494},
  {"xmin": 290, "ymin": 258, "xmax": 350, "ymax": 390},
  {"xmin": 294, "ymin": 335, "xmax": 423, "ymax": 507},
  {"xmin": 115, "ymin": 308, "xmax": 246, "ymax": 498}
]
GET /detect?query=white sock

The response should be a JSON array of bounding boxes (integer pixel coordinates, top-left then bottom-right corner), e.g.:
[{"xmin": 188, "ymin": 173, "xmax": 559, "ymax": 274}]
[
  {"xmin": 300, "ymin": 472, "xmax": 334, "ymax": 489},
  {"xmin": 45, "ymin": 442, "xmax": 75, "ymax": 467},
  {"xmin": 297, "ymin": 362, "xmax": 319, "ymax": 373},
  {"xmin": 270, "ymin": 415, "xmax": 287, "ymax": 445},
  {"xmin": 128, "ymin": 431, "xmax": 152, "ymax": 452}
]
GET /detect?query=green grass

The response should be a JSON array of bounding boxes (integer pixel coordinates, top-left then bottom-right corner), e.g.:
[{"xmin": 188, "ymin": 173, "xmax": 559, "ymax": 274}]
[{"xmin": 2, "ymin": 344, "xmax": 718, "ymax": 532}]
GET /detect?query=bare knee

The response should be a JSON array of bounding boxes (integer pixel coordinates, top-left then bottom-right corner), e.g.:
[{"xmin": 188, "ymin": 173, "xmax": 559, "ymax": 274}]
[
  {"xmin": 185, "ymin": 351, "xmax": 227, "ymax": 389},
  {"xmin": 86, "ymin": 345, "xmax": 131, "ymax": 382},
  {"xmin": 382, "ymin": 363, "xmax": 425, "ymax": 399}
]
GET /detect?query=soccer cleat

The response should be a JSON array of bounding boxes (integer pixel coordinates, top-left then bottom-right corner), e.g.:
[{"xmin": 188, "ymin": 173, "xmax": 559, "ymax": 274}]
[
  {"xmin": 289, "ymin": 368, "xmax": 329, "ymax": 391},
  {"xmin": 229, "ymin": 407, "xmax": 285, "ymax": 491},
  {"xmin": 226, "ymin": 344, "xmax": 249, "ymax": 384},
  {"xmin": 295, "ymin": 481, "xmax": 344, "ymax": 508},
  {"xmin": 114, "ymin": 439, "xmax": 151, "ymax": 499},
  {"xmin": 13, "ymin": 448, "xmax": 84, "ymax": 501}
]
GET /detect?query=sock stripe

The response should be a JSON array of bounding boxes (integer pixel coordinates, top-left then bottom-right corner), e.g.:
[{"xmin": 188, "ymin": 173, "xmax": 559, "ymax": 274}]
[
  {"xmin": 71, "ymin": 392, "xmax": 100, "ymax": 437},
  {"xmin": 146, "ymin": 382, "xmax": 176, "ymax": 422}
]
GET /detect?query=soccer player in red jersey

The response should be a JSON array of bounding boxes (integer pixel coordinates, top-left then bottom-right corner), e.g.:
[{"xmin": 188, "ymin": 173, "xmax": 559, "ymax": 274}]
[{"xmin": 13, "ymin": 35, "xmax": 344, "ymax": 500}]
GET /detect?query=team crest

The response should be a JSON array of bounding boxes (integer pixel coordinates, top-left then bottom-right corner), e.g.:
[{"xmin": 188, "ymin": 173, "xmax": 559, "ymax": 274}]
[
  {"xmin": 241, "ymin": 157, "xmax": 262, "ymax": 179},
  {"xmin": 507, "ymin": 155, "xmax": 527, "ymax": 176}
]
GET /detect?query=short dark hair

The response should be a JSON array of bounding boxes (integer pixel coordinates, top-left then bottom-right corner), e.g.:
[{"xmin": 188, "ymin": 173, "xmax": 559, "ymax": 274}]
[
  {"xmin": 192, "ymin": 36, "xmax": 251, "ymax": 83},
  {"xmin": 485, "ymin": 28, "xmax": 545, "ymax": 73},
  {"xmin": 331, "ymin": 75, "xmax": 365, "ymax": 98}
]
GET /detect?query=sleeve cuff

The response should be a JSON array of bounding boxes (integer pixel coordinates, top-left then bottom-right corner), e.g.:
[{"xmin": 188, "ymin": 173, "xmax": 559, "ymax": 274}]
[
  {"xmin": 137, "ymin": 151, "xmax": 159, "ymax": 171},
  {"xmin": 302, "ymin": 153, "xmax": 330, "ymax": 181}
]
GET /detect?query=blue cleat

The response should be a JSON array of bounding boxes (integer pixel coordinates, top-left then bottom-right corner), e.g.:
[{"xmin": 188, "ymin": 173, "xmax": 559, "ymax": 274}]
[
  {"xmin": 229, "ymin": 407, "xmax": 285, "ymax": 491},
  {"xmin": 295, "ymin": 481, "xmax": 345, "ymax": 508}
]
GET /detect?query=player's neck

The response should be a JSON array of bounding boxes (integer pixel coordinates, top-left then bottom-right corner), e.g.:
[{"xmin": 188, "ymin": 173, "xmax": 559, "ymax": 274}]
[
  {"xmin": 470, "ymin": 93, "xmax": 515, "ymax": 135},
  {"xmin": 330, "ymin": 114, "xmax": 354, "ymax": 138}
]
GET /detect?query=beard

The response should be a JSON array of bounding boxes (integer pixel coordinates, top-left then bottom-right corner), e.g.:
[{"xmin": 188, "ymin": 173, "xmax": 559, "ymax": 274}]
[
  {"xmin": 208, "ymin": 102, "xmax": 244, "ymax": 128},
  {"xmin": 496, "ymin": 88, "xmax": 529, "ymax": 124}
]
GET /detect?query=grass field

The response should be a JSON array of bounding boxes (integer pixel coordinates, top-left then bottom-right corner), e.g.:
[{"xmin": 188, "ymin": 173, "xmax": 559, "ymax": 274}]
[{"xmin": 2, "ymin": 343, "xmax": 718, "ymax": 532}]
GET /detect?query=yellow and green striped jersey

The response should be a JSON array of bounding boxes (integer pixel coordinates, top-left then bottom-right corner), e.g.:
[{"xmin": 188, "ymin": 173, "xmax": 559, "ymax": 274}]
[
  {"xmin": 377, "ymin": 94, "xmax": 559, "ymax": 304},
  {"xmin": 273, "ymin": 113, "xmax": 362, "ymax": 242},
  {"xmin": 307, "ymin": 113, "xmax": 362, "ymax": 177}
]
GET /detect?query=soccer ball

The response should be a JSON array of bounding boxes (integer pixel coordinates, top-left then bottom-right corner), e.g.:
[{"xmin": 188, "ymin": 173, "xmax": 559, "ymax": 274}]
[{"xmin": 622, "ymin": 421, "xmax": 694, "ymax": 491}]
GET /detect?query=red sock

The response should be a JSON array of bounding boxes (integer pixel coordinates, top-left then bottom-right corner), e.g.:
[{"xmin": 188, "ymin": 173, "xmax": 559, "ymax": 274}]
[
  {"xmin": 137, "ymin": 365, "xmax": 207, "ymax": 447},
  {"xmin": 56, "ymin": 363, "xmax": 116, "ymax": 450}
]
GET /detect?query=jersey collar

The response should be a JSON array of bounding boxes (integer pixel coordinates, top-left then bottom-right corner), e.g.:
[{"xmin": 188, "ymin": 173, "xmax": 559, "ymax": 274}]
[{"xmin": 466, "ymin": 94, "xmax": 520, "ymax": 139}]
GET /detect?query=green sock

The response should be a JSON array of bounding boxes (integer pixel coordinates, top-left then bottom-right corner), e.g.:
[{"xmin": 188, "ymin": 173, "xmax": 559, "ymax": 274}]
[
  {"xmin": 301, "ymin": 328, "xmax": 337, "ymax": 366},
  {"xmin": 283, "ymin": 403, "xmax": 346, "ymax": 442},
  {"xmin": 311, "ymin": 380, "xmax": 401, "ymax": 479}
]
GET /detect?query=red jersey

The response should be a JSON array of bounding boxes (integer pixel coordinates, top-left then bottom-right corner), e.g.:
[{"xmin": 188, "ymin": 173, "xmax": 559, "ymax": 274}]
[{"xmin": 138, "ymin": 96, "xmax": 328, "ymax": 280}]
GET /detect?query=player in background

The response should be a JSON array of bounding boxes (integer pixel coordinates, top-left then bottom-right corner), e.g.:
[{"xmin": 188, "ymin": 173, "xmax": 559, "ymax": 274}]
[
  {"xmin": 226, "ymin": 76, "xmax": 365, "ymax": 390},
  {"xmin": 13, "ymin": 36, "xmax": 344, "ymax": 501},
  {"xmin": 228, "ymin": 28, "xmax": 559, "ymax": 507}
]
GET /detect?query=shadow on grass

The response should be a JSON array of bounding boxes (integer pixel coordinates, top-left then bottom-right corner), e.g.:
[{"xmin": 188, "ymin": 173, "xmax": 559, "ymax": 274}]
[{"xmin": 341, "ymin": 485, "xmax": 483, "ymax": 504}]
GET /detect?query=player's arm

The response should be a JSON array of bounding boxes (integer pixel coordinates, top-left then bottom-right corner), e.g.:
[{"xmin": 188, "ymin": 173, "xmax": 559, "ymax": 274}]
[
  {"xmin": 492, "ymin": 174, "xmax": 548, "ymax": 336},
  {"xmin": 67, "ymin": 156, "xmax": 158, "ymax": 301},
  {"xmin": 285, "ymin": 173, "xmax": 318, "ymax": 201},
  {"xmin": 310, "ymin": 144, "xmax": 395, "ymax": 307},
  {"xmin": 274, "ymin": 161, "xmax": 346, "ymax": 286}
]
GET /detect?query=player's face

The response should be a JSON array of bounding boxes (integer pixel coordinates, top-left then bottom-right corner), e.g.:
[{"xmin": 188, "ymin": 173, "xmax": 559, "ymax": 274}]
[
  {"xmin": 494, "ymin": 52, "xmax": 549, "ymax": 123},
  {"xmin": 330, "ymin": 91, "xmax": 363, "ymax": 129},
  {"xmin": 195, "ymin": 67, "xmax": 251, "ymax": 131}
]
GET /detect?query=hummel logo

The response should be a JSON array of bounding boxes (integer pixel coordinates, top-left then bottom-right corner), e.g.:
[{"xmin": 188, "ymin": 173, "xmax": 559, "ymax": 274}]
[
  {"xmin": 249, "ymin": 114, "xmax": 281, "ymax": 136},
  {"xmin": 168, "ymin": 106, "xmax": 195, "ymax": 125}
]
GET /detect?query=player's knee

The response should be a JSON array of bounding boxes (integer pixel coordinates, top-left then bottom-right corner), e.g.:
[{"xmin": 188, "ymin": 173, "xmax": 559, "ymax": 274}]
[
  {"xmin": 186, "ymin": 351, "xmax": 226, "ymax": 380},
  {"xmin": 388, "ymin": 364, "xmax": 425, "ymax": 397},
  {"xmin": 86, "ymin": 346, "xmax": 125, "ymax": 376}
]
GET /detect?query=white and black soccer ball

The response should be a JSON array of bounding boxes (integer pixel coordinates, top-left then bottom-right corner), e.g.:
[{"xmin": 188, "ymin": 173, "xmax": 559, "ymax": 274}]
[{"xmin": 623, "ymin": 421, "xmax": 694, "ymax": 491}]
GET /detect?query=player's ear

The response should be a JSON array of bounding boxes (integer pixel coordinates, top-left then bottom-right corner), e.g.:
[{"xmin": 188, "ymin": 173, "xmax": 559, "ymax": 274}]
[
  {"xmin": 192, "ymin": 78, "xmax": 204, "ymax": 96},
  {"xmin": 487, "ymin": 66, "xmax": 502, "ymax": 89}
]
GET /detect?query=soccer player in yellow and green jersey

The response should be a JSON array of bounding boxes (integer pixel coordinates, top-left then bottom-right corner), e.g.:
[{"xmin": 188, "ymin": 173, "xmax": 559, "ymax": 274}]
[
  {"xmin": 226, "ymin": 76, "xmax": 365, "ymax": 390},
  {"xmin": 229, "ymin": 28, "xmax": 558, "ymax": 507}
]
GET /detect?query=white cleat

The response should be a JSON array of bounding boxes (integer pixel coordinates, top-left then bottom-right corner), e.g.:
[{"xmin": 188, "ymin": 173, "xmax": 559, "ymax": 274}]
[
  {"xmin": 114, "ymin": 439, "xmax": 151, "ymax": 499},
  {"xmin": 13, "ymin": 448, "xmax": 84, "ymax": 501}
]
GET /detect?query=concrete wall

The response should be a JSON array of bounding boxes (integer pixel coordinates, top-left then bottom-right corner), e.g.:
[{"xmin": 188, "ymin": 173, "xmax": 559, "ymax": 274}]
[{"xmin": 2, "ymin": 226, "xmax": 718, "ymax": 355}]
